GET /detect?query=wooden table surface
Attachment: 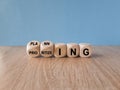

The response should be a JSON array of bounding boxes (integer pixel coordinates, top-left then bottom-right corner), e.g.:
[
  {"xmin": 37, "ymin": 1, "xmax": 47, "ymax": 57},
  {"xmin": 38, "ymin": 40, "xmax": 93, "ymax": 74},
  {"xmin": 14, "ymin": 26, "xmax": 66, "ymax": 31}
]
[{"xmin": 0, "ymin": 46, "xmax": 120, "ymax": 90}]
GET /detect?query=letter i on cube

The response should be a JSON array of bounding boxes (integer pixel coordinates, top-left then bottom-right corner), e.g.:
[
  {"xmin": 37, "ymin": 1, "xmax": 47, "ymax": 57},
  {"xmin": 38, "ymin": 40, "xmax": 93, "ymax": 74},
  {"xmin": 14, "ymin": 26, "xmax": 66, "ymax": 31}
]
[
  {"xmin": 26, "ymin": 41, "xmax": 40, "ymax": 57},
  {"xmin": 54, "ymin": 43, "xmax": 67, "ymax": 57}
]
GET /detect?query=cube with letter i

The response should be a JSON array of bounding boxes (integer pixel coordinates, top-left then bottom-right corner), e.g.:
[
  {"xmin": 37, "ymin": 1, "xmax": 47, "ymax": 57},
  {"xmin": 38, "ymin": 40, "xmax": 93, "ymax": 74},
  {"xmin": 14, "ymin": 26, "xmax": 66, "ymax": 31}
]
[{"xmin": 54, "ymin": 43, "xmax": 67, "ymax": 57}]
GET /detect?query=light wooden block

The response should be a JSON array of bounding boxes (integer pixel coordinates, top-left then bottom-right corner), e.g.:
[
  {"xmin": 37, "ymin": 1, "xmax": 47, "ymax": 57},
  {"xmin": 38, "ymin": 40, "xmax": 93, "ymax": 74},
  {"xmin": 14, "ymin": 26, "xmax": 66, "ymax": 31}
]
[
  {"xmin": 40, "ymin": 41, "xmax": 54, "ymax": 57},
  {"xmin": 26, "ymin": 40, "xmax": 40, "ymax": 57},
  {"xmin": 54, "ymin": 43, "xmax": 67, "ymax": 57},
  {"xmin": 67, "ymin": 43, "xmax": 79, "ymax": 57},
  {"xmin": 79, "ymin": 43, "xmax": 92, "ymax": 57}
]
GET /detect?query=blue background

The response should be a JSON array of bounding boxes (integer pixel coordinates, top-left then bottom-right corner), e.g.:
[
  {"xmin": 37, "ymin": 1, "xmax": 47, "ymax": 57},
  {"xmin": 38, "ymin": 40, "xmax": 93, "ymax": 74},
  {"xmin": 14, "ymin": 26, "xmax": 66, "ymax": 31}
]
[{"xmin": 0, "ymin": 0, "xmax": 120, "ymax": 45}]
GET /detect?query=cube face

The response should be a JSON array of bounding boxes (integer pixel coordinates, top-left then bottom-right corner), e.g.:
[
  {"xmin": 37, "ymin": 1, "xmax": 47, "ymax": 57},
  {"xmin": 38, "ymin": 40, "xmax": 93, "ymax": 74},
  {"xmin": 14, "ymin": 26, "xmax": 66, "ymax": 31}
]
[
  {"xmin": 67, "ymin": 43, "xmax": 79, "ymax": 57},
  {"xmin": 54, "ymin": 43, "xmax": 67, "ymax": 57},
  {"xmin": 79, "ymin": 43, "xmax": 92, "ymax": 57},
  {"xmin": 40, "ymin": 41, "xmax": 54, "ymax": 57},
  {"xmin": 26, "ymin": 41, "xmax": 40, "ymax": 57},
  {"xmin": 27, "ymin": 49, "xmax": 40, "ymax": 57}
]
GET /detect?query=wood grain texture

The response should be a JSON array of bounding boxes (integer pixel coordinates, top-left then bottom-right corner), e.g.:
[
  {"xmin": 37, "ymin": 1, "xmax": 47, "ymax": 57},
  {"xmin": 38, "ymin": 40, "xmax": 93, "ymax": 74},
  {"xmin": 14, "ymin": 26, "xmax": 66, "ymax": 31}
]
[{"xmin": 0, "ymin": 46, "xmax": 120, "ymax": 90}]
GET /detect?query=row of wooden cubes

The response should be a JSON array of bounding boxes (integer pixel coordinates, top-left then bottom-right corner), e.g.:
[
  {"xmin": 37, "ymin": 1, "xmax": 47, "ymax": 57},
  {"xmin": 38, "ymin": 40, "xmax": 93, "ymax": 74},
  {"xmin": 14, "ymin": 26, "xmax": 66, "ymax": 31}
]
[{"xmin": 26, "ymin": 40, "xmax": 92, "ymax": 58}]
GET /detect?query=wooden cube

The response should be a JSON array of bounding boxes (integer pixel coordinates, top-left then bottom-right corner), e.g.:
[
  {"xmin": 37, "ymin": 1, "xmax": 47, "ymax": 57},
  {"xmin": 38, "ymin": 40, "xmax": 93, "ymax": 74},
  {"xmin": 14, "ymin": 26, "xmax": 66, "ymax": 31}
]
[
  {"xmin": 54, "ymin": 43, "xmax": 67, "ymax": 57},
  {"xmin": 79, "ymin": 43, "xmax": 92, "ymax": 57},
  {"xmin": 40, "ymin": 41, "xmax": 54, "ymax": 57},
  {"xmin": 26, "ymin": 40, "xmax": 40, "ymax": 57},
  {"xmin": 67, "ymin": 43, "xmax": 79, "ymax": 57}
]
